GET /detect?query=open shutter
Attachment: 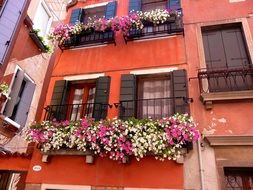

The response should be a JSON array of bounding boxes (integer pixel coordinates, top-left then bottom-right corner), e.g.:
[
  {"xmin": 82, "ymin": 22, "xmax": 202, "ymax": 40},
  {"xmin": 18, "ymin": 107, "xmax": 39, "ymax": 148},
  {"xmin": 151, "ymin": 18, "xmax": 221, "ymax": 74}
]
[
  {"xmin": 171, "ymin": 69, "xmax": 189, "ymax": 114},
  {"xmin": 69, "ymin": 8, "xmax": 83, "ymax": 24},
  {"xmin": 4, "ymin": 70, "xmax": 25, "ymax": 117},
  {"xmin": 167, "ymin": 0, "xmax": 181, "ymax": 11},
  {"xmin": 0, "ymin": 0, "xmax": 26, "ymax": 63},
  {"xmin": 93, "ymin": 76, "xmax": 111, "ymax": 121},
  {"xmin": 49, "ymin": 80, "xmax": 69, "ymax": 121},
  {"xmin": 119, "ymin": 74, "xmax": 136, "ymax": 119},
  {"xmin": 128, "ymin": 0, "xmax": 142, "ymax": 13},
  {"xmin": 14, "ymin": 81, "xmax": 35, "ymax": 127},
  {"xmin": 105, "ymin": 1, "xmax": 117, "ymax": 19}
]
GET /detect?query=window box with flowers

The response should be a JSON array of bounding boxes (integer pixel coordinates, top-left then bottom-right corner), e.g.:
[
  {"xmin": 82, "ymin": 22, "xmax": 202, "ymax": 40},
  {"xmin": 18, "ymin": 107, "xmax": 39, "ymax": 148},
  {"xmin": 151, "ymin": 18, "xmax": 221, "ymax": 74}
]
[
  {"xmin": 30, "ymin": 29, "xmax": 52, "ymax": 53},
  {"xmin": 25, "ymin": 113, "xmax": 199, "ymax": 164}
]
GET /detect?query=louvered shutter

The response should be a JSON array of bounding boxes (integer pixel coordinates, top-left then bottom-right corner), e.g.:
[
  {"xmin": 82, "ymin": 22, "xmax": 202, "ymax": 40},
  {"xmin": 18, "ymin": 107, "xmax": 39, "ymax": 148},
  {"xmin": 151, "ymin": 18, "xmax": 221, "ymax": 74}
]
[
  {"xmin": 171, "ymin": 69, "xmax": 189, "ymax": 114},
  {"xmin": 128, "ymin": 0, "xmax": 142, "ymax": 13},
  {"xmin": 119, "ymin": 74, "xmax": 136, "ymax": 119},
  {"xmin": 4, "ymin": 70, "xmax": 25, "ymax": 117},
  {"xmin": 49, "ymin": 80, "xmax": 69, "ymax": 121},
  {"xmin": 14, "ymin": 81, "xmax": 35, "ymax": 127},
  {"xmin": 0, "ymin": 0, "xmax": 26, "ymax": 63},
  {"xmin": 167, "ymin": 0, "xmax": 181, "ymax": 11},
  {"xmin": 69, "ymin": 8, "xmax": 83, "ymax": 24},
  {"xmin": 93, "ymin": 76, "xmax": 111, "ymax": 121},
  {"xmin": 105, "ymin": 1, "xmax": 117, "ymax": 19}
]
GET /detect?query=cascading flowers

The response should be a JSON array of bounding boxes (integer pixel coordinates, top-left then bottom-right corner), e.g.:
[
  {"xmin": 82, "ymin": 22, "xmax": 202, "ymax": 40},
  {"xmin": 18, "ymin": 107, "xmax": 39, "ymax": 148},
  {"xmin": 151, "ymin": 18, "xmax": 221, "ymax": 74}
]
[
  {"xmin": 48, "ymin": 9, "xmax": 179, "ymax": 44},
  {"xmin": 25, "ymin": 113, "xmax": 199, "ymax": 163}
]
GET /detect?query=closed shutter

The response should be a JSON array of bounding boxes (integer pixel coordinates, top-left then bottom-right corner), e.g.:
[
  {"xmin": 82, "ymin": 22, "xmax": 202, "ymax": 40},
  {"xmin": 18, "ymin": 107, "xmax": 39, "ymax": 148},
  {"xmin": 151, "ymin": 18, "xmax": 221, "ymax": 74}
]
[
  {"xmin": 93, "ymin": 76, "xmax": 111, "ymax": 121},
  {"xmin": 167, "ymin": 0, "xmax": 181, "ymax": 11},
  {"xmin": 105, "ymin": 1, "xmax": 117, "ymax": 19},
  {"xmin": 0, "ymin": 0, "xmax": 26, "ymax": 63},
  {"xmin": 69, "ymin": 8, "xmax": 83, "ymax": 24},
  {"xmin": 171, "ymin": 69, "xmax": 189, "ymax": 114},
  {"xmin": 14, "ymin": 81, "xmax": 35, "ymax": 127},
  {"xmin": 4, "ymin": 70, "xmax": 25, "ymax": 117},
  {"xmin": 119, "ymin": 74, "xmax": 136, "ymax": 119},
  {"xmin": 128, "ymin": 0, "xmax": 142, "ymax": 13},
  {"xmin": 0, "ymin": 172, "xmax": 11, "ymax": 190},
  {"xmin": 49, "ymin": 80, "xmax": 69, "ymax": 121}
]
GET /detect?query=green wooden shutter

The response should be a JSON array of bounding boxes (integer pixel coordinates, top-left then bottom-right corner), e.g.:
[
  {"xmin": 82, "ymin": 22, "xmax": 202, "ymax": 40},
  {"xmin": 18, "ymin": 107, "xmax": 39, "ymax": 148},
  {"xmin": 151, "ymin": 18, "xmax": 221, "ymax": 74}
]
[
  {"xmin": 105, "ymin": 1, "xmax": 117, "ymax": 19},
  {"xmin": 49, "ymin": 80, "xmax": 69, "ymax": 121},
  {"xmin": 171, "ymin": 69, "xmax": 189, "ymax": 114},
  {"xmin": 128, "ymin": 0, "xmax": 142, "ymax": 13},
  {"xmin": 119, "ymin": 74, "xmax": 136, "ymax": 119},
  {"xmin": 93, "ymin": 76, "xmax": 111, "ymax": 121},
  {"xmin": 69, "ymin": 8, "xmax": 83, "ymax": 24}
]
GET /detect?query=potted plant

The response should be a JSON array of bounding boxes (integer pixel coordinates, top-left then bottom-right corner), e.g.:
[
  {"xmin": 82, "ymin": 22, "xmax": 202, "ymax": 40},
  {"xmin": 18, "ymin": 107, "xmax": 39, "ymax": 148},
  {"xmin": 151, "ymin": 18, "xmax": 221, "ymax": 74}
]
[{"xmin": 0, "ymin": 82, "xmax": 9, "ymax": 102}]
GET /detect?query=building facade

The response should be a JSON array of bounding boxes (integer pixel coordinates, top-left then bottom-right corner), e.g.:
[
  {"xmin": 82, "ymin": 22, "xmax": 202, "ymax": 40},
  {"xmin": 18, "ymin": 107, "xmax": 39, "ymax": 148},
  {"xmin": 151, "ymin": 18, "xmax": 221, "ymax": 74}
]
[
  {"xmin": 1, "ymin": 0, "xmax": 253, "ymax": 189},
  {"xmin": 0, "ymin": 0, "xmax": 67, "ymax": 189}
]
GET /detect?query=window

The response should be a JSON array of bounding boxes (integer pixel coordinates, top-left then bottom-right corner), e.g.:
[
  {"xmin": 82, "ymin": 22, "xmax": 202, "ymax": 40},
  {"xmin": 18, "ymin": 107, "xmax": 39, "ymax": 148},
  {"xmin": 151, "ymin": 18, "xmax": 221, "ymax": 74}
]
[
  {"xmin": 83, "ymin": 6, "xmax": 106, "ymax": 23},
  {"xmin": 224, "ymin": 167, "xmax": 253, "ymax": 190},
  {"xmin": 3, "ymin": 69, "xmax": 36, "ymax": 128},
  {"xmin": 33, "ymin": 0, "xmax": 52, "ymax": 37},
  {"xmin": 0, "ymin": 171, "xmax": 26, "ymax": 190},
  {"xmin": 137, "ymin": 75, "xmax": 173, "ymax": 119},
  {"xmin": 119, "ymin": 70, "xmax": 189, "ymax": 120},
  {"xmin": 142, "ymin": 0, "xmax": 167, "ymax": 12},
  {"xmin": 200, "ymin": 24, "xmax": 253, "ymax": 92},
  {"xmin": 46, "ymin": 76, "xmax": 110, "ymax": 121}
]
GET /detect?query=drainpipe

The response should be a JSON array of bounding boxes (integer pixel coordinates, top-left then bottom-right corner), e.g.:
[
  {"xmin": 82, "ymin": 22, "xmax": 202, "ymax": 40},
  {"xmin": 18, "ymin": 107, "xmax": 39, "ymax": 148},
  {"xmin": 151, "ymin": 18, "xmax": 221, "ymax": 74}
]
[{"xmin": 197, "ymin": 139, "xmax": 205, "ymax": 190}]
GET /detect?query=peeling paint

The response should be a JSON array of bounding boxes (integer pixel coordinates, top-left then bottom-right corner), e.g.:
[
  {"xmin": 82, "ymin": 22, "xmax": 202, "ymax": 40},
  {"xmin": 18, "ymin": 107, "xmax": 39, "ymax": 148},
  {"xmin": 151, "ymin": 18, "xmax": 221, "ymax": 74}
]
[
  {"xmin": 218, "ymin": 118, "xmax": 227, "ymax": 123},
  {"xmin": 202, "ymin": 128, "xmax": 216, "ymax": 135}
]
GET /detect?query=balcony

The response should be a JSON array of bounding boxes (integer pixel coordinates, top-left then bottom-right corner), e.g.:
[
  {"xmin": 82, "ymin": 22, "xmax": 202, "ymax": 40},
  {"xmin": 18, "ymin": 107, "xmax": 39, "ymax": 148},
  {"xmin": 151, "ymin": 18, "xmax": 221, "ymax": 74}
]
[
  {"xmin": 118, "ymin": 97, "xmax": 189, "ymax": 120},
  {"xmin": 44, "ymin": 102, "xmax": 110, "ymax": 121},
  {"xmin": 198, "ymin": 67, "xmax": 253, "ymax": 109},
  {"xmin": 59, "ymin": 30, "xmax": 116, "ymax": 50},
  {"xmin": 123, "ymin": 16, "xmax": 183, "ymax": 42}
]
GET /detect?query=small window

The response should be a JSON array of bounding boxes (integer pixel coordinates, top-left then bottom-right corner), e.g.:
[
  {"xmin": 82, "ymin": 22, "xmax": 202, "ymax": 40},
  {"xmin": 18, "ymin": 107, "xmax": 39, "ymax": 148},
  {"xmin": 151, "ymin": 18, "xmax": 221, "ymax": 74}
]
[
  {"xmin": 83, "ymin": 6, "xmax": 106, "ymax": 23},
  {"xmin": 33, "ymin": 1, "xmax": 52, "ymax": 37},
  {"xmin": 142, "ymin": 0, "xmax": 167, "ymax": 12},
  {"xmin": 224, "ymin": 167, "xmax": 253, "ymax": 190}
]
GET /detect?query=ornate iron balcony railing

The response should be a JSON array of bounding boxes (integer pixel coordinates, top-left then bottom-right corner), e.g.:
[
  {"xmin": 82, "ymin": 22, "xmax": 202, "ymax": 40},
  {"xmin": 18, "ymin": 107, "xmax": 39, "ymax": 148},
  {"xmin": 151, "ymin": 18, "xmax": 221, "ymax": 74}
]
[
  {"xmin": 59, "ymin": 30, "xmax": 116, "ymax": 50},
  {"xmin": 198, "ymin": 67, "xmax": 253, "ymax": 93},
  {"xmin": 44, "ymin": 103, "xmax": 110, "ymax": 121},
  {"xmin": 118, "ymin": 97, "xmax": 189, "ymax": 120},
  {"xmin": 123, "ymin": 16, "xmax": 183, "ymax": 43}
]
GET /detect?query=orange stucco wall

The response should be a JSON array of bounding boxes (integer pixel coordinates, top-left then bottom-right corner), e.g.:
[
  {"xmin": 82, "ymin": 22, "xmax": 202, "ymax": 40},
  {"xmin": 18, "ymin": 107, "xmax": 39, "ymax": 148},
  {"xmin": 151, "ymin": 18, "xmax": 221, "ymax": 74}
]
[
  {"xmin": 182, "ymin": 0, "xmax": 253, "ymax": 135},
  {"xmin": 0, "ymin": 157, "xmax": 30, "ymax": 171}
]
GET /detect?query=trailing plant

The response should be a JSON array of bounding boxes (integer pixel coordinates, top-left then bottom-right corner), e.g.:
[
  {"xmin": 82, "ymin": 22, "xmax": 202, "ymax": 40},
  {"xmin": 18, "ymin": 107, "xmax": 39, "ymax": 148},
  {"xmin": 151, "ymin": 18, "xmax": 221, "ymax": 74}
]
[
  {"xmin": 25, "ymin": 113, "xmax": 199, "ymax": 163},
  {"xmin": 0, "ymin": 82, "xmax": 9, "ymax": 97},
  {"xmin": 31, "ymin": 29, "xmax": 53, "ymax": 53}
]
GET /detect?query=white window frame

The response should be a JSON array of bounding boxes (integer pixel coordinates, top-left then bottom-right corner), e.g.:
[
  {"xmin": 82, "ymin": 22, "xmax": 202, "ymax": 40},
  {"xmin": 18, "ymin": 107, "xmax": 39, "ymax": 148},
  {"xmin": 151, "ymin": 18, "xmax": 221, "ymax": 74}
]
[{"xmin": 33, "ymin": 0, "xmax": 53, "ymax": 37}]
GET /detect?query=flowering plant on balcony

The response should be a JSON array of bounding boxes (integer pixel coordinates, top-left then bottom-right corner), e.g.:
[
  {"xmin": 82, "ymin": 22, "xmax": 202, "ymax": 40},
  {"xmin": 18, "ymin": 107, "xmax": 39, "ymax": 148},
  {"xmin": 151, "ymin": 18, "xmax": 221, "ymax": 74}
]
[
  {"xmin": 25, "ymin": 113, "xmax": 199, "ymax": 163},
  {"xmin": 0, "ymin": 82, "xmax": 9, "ymax": 97}
]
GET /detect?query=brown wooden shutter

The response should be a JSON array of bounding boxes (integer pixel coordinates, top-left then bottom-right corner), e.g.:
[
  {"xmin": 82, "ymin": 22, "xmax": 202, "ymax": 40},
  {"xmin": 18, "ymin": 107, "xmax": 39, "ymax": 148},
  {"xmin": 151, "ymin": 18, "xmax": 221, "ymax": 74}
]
[
  {"xmin": 93, "ymin": 76, "xmax": 111, "ymax": 121},
  {"xmin": 0, "ymin": 171, "xmax": 11, "ymax": 189},
  {"xmin": 119, "ymin": 74, "xmax": 136, "ymax": 119},
  {"xmin": 49, "ymin": 80, "xmax": 69, "ymax": 121},
  {"xmin": 4, "ymin": 70, "xmax": 25, "ymax": 117},
  {"xmin": 172, "ymin": 69, "xmax": 189, "ymax": 114},
  {"xmin": 14, "ymin": 81, "xmax": 35, "ymax": 127}
]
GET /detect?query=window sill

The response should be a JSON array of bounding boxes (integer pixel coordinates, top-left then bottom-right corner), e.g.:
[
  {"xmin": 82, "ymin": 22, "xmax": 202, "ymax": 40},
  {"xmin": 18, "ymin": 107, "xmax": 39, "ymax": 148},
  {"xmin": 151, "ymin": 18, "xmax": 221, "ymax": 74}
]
[
  {"xmin": 200, "ymin": 90, "xmax": 253, "ymax": 109},
  {"xmin": 29, "ymin": 32, "xmax": 48, "ymax": 53},
  {"xmin": 0, "ymin": 115, "xmax": 20, "ymax": 138}
]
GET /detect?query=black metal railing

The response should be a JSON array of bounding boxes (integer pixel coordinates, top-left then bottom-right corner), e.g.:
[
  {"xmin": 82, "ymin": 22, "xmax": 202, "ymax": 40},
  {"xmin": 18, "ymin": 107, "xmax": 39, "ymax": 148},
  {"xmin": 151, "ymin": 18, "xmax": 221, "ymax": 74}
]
[
  {"xmin": 118, "ymin": 97, "xmax": 188, "ymax": 120},
  {"xmin": 124, "ymin": 16, "xmax": 183, "ymax": 42},
  {"xmin": 44, "ymin": 103, "xmax": 109, "ymax": 121},
  {"xmin": 60, "ymin": 30, "xmax": 116, "ymax": 50},
  {"xmin": 198, "ymin": 67, "xmax": 253, "ymax": 93}
]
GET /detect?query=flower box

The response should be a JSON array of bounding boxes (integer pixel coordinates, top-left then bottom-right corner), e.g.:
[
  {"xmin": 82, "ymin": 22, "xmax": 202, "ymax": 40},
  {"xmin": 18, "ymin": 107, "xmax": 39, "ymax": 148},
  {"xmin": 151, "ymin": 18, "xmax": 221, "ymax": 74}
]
[{"xmin": 29, "ymin": 32, "xmax": 48, "ymax": 53}]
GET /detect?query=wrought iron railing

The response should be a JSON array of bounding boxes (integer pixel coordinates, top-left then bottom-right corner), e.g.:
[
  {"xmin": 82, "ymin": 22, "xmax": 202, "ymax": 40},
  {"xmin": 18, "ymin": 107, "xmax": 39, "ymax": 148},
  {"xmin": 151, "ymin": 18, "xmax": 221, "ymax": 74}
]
[
  {"xmin": 123, "ymin": 16, "xmax": 183, "ymax": 42},
  {"xmin": 117, "ymin": 97, "xmax": 189, "ymax": 120},
  {"xmin": 59, "ymin": 30, "xmax": 116, "ymax": 50},
  {"xmin": 198, "ymin": 67, "xmax": 253, "ymax": 93},
  {"xmin": 44, "ymin": 103, "xmax": 110, "ymax": 121}
]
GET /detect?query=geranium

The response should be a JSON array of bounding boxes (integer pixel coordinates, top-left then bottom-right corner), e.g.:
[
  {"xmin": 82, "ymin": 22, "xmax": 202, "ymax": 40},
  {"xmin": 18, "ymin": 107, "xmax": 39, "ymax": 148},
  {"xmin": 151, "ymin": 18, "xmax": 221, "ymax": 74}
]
[{"xmin": 25, "ymin": 114, "xmax": 198, "ymax": 163}]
